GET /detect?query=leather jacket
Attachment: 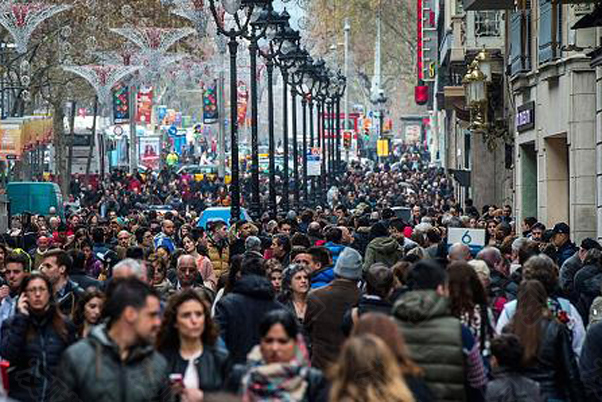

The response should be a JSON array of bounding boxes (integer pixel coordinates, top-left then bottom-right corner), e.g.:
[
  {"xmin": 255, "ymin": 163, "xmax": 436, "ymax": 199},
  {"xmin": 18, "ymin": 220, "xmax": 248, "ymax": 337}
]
[
  {"xmin": 522, "ymin": 318, "xmax": 585, "ymax": 402},
  {"xmin": 161, "ymin": 345, "xmax": 229, "ymax": 393}
]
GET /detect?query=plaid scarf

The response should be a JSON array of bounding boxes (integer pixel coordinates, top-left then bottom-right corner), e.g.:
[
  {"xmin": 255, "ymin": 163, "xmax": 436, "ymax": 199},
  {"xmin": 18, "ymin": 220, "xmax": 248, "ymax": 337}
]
[{"xmin": 242, "ymin": 336, "xmax": 310, "ymax": 402}]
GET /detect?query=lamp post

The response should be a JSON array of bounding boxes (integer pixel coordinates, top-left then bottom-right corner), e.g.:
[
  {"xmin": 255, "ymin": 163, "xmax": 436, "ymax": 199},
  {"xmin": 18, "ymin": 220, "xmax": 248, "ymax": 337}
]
[
  {"xmin": 254, "ymin": 7, "xmax": 287, "ymax": 218},
  {"xmin": 374, "ymin": 89, "xmax": 387, "ymax": 164},
  {"xmin": 208, "ymin": 0, "xmax": 262, "ymax": 224},
  {"xmin": 274, "ymin": 23, "xmax": 302, "ymax": 213},
  {"xmin": 316, "ymin": 66, "xmax": 330, "ymax": 205},
  {"xmin": 292, "ymin": 53, "xmax": 316, "ymax": 208},
  {"xmin": 286, "ymin": 47, "xmax": 308, "ymax": 209},
  {"xmin": 243, "ymin": 0, "xmax": 274, "ymax": 221},
  {"xmin": 335, "ymin": 72, "xmax": 346, "ymax": 175}
]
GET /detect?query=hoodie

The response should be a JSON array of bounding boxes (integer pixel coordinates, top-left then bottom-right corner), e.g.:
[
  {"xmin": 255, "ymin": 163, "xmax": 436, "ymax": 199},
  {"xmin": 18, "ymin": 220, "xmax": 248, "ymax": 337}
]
[{"xmin": 363, "ymin": 236, "xmax": 404, "ymax": 270}]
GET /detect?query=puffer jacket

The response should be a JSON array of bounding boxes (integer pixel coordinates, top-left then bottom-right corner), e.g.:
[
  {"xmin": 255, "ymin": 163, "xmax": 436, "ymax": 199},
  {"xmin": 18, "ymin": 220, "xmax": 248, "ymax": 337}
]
[
  {"xmin": 518, "ymin": 318, "xmax": 585, "ymax": 402},
  {"xmin": 392, "ymin": 290, "xmax": 465, "ymax": 402},
  {"xmin": 53, "ymin": 324, "xmax": 172, "ymax": 402},
  {"xmin": 207, "ymin": 239, "xmax": 230, "ymax": 280},
  {"xmin": 363, "ymin": 236, "xmax": 404, "ymax": 270},
  {"xmin": 0, "ymin": 310, "xmax": 77, "ymax": 402},
  {"xmin": 310, "ymin": 266, "xmax": 335, "ymax": 289},
  {"xmin": 214, "ymin": 275, "xmax": 283, "ymax": 364},
  {"xmin": 324, "ymin": 242, "xmax": 346, "ymax": 266}
]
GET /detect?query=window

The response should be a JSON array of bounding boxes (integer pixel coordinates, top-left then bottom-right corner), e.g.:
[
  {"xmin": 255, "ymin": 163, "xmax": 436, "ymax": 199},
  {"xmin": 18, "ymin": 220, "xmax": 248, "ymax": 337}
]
[
  {"xmin": 538, "ymin": 0, "xmax": 562, "ymax": 64},
  {"xmin": 475, "ymin": 11, "xmax": 502, "ymax": 37},
  {"xmin": 509, "ymin": 9, "xmax": 532, "ymax": 76}
]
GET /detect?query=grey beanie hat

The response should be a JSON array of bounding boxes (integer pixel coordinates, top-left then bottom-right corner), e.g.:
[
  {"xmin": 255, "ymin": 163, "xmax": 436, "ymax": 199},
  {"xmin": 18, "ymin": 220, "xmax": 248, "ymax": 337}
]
[
  {"xmin": 245, "ymin": 236, "xmax": 262, "ymax": 252},
  {"xmin": 334, "ymin": 247, "xmax": 363, "ymax": 280}
]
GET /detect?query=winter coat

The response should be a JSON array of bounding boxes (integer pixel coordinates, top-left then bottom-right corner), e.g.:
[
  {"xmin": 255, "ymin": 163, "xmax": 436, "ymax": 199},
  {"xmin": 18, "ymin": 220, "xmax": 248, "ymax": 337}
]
[
  {"xmin": 392, "ymin": 290, "xmax": 465, "ymax": 402},
  {"xmin": 214, "ymin": 275, "xmax": 283, "ymax": 364},
  {"xmin": 0, "ymin": 310, "xmax": 77, "ymax": 402},
  {"xmin": 485, "ymin": 368, "xmax": 542, "ymax": 402},
  {"xmin": 557, "ymin": 242, "xmax": 578, "ymax": 270},
  {"xmin": 206, "ymin": 239, "xmax": 230, "ymax": 280},
  {"xmin": 341, "ymin": 294, "xmax": 393, "ymax": 336},
  {"xmin": 574, "ymin": 264, "xmax": 602, "ymax": 320},
  {"xmin": 580, "ymin": 321, "xmax": 602, "ymax": 398},
  {"xmin": 324, "ymin": 242, "xmax": 346, "ymax": 266},
  {"xmin": 351, "ymin": 227, "xmax": 371, "ymax": 255},
  {"xmin": 53, "ymin": 324, "xmax": 172, "ymax": 402},
  {"xmin": 310, "ymin": 266, "xmax": 335, "ymax": 289},
  {"xmin": 161, "ymin": 345, "xmax": 229, "ymax": 393},
  {"xmin": 509, "ymin": 318, "xmax": 584, "ymax": 402},
  {"xmin": 559, "ymin": 252, "xmax": 582, "ymax": 302},
  {"xmin": 363, "ymin": 236, "xmax": 404, "ymax": 270},
  {"xmin": 305, "ymin": 278, "xmax": 360, "ymax": 370},
  {"xmin": 56, "ymin": 279, "xmax": 85, "ymax": 319}
]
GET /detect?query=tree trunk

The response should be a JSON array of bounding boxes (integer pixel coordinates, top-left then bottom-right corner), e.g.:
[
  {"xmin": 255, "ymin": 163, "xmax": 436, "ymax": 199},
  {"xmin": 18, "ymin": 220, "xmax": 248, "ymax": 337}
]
[{"xmin": 52, "ymin": 100, "xmax": 69, "ymax": 198}]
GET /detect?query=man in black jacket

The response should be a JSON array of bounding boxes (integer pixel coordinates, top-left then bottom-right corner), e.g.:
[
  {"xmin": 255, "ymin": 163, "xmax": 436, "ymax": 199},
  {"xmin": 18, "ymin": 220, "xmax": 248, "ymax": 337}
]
[
  {"xmin": 53, "ymin": 278, "xmax": 171, "ymax": 402},
  {"xmin": 214, "ymin": 256, "xmax": 282, "ymax": 364},
  {"xmin": 39, "ymin": 248, "xmax": 84, "ymax": 319}
]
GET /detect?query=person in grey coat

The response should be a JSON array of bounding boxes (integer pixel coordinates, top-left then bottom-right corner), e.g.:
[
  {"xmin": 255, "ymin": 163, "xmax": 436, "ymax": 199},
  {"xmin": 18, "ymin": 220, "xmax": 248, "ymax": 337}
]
[{"xmin": 53, "ymin": 278, "xmax": 172, "ymax": 402}]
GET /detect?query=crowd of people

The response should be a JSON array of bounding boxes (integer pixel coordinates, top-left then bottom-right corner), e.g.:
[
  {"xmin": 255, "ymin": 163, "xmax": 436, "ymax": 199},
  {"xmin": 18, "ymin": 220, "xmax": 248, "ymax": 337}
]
[{"xmin": 0, "ymin": 147, "xmax": 598, "ymax": 401}]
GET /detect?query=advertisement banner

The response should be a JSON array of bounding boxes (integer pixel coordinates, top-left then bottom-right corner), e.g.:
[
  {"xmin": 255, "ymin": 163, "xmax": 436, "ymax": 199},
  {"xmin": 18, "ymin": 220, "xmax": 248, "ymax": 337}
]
[
  {"xmin": 138, "ymin": 136, "xmax": 161, "ymax": 169},
  {"xmin": 203, "ymin": 81, "xmax": 218, "ymax": 124},
  {"xmin": 136, "ymin": 86, "xmax": 153, "ymax": 124},
  {"xmin": 0, "ymin": 125, "xmax": 22, "ymax": 160},
  {"xmin": 377, "ymin": 139, "xmax": 390, "ymax": 157},
  {"xmin": 307, "ymin": 147, "xmax": 321, "ymax": 177},
  {"xmin": 237, "ymin": 81, "xmax": 248, "ymax": 126},
  {"xmin": 113, "ymin": 84, "xmax": 130, "ymax": 124}
]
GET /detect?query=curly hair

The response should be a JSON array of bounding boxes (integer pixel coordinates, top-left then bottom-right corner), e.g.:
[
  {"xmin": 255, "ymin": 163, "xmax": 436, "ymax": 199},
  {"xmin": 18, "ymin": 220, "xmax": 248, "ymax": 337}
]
[
  {"xmin": 448, "ymin": 261, "xmax": 488, "ymax": 318},
  {"xmin": 156, "ymin": 289, "xmax": 218, "ymax": 353}
]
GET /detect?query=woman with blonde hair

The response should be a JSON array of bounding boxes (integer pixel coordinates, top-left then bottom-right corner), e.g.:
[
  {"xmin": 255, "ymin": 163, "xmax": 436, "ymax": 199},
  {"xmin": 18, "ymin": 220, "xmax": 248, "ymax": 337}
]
[
  {"xmin": 352, "ymin": 313, "xmax": 433, "ymax": 401},
  {"xmin": 329, "ymin": 334, "xmax": 415, "ymax": 402}
]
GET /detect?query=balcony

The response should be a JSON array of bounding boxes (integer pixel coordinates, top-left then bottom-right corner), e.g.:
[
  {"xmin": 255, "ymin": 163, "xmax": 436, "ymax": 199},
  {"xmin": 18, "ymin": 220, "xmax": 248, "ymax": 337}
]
[{"xmin": 464, "ymin": 0, "xmax": 513, "ymax": 11}]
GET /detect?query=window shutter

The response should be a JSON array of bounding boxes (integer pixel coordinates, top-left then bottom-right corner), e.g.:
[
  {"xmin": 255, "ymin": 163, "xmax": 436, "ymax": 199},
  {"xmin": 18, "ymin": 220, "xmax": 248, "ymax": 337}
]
[
  {"xmin": 510, "ymin": 11, "xmax": 523, "ymax": 75},
  {"xmin": 539, "ymin": 0, "xmax": 553, "ymax": 63}
]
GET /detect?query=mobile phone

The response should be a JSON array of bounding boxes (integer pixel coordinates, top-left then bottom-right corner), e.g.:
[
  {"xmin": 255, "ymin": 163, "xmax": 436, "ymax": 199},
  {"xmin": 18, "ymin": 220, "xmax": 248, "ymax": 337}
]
[{"xmin": 169, "ymin": 373, "xmax": 183, "ymax": 386}]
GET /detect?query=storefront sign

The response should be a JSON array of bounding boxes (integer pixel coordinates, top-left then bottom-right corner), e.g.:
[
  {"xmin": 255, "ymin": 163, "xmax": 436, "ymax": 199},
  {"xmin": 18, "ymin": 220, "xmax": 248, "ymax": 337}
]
[{"xmin": 516, "ymin": 101, "xmax": 535, "ymax": 132}]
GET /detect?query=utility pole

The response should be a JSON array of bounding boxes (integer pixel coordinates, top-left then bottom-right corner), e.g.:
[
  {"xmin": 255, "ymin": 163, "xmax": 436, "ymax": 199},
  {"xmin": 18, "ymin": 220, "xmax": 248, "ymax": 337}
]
[{"xmin": 344, "ymin": 18, "xmax": 350, "ymax": 162}]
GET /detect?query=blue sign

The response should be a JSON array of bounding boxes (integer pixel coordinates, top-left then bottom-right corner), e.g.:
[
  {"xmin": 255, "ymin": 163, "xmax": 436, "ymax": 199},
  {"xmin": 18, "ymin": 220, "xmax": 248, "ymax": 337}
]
[{"xmin": 168, "ymin": 125, "xmax": 178, "ymax": 136}]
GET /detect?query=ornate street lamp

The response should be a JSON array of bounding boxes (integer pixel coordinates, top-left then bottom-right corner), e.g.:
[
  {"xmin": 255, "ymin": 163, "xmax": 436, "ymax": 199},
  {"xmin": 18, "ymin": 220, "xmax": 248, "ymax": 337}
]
[
  {"xmin": 291, "ymin": 53, "xmax": 317, "ymax": 207},
  {"xmin": 315, "ymin": 65, "xmax": 331, "ymax": 205},
  {"xmin": 208, "ymin": 0, "xmax": 264, "ymax": 224},
  {"xmin": 273, "ymin": 22, "xmax": 303, "ymax": 213},
  {"xmin": 254, "ymin": 7, "xmax": 288, "ymax": 218},
  {"xmin": 284, "ymin": 46, "xmax": 308, "ymax": 209},
  {"xmin": 335, "ymin": 71, "xmax": 346, "ymax": 175}
]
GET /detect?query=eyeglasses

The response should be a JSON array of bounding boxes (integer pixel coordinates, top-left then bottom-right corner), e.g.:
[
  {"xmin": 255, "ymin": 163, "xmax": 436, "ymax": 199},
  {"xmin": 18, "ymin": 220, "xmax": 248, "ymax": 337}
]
[{"xmin": 25, "ymin": 286, "xmax": 48, "ymax": 295}]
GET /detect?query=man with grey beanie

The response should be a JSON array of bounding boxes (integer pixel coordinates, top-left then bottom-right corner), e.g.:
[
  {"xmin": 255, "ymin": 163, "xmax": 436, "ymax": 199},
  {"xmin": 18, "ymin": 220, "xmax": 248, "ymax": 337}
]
[{"xmin": 305, "ymin": 247, "xmax": 361, "ymax": 369}]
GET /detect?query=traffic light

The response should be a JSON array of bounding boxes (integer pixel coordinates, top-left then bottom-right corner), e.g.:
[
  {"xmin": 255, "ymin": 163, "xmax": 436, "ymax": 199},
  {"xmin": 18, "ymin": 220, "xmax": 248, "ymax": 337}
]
[{"xmin": 343, "ymin": 131, "xmax": 352, "ymax": 148}]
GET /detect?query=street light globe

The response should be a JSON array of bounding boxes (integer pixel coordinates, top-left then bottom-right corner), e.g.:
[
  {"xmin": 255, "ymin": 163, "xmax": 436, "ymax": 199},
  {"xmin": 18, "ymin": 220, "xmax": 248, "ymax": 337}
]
[
  {"xmin": 222, "ymin": 0, "xmax": 242, "ymax": 15},
  {"xmin": 475, "ymin": 47, "xmax": 493, "ymax": 83}
]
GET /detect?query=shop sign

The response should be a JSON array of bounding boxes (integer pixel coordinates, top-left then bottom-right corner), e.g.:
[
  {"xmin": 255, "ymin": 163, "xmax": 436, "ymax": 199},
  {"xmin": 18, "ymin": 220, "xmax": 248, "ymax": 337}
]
[{"xmin": 516, "ymin": 101, "xmax": 535, "ymax": 132}]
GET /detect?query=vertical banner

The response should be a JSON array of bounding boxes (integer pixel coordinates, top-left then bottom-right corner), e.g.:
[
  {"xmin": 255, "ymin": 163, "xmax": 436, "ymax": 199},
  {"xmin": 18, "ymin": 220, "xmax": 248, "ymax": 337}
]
[
  {"xmin": 136, "ymin": 86, "xmax": 153, "ymax": 124},
  {"xmin": 157, "ymin": 105, "xmax": 168, "ymax": 125},
  {"xmin": 237, "ymin": 81, "xmax": 249, "ymax": 126},
  {"xmin": 307, "ymin": 147, "xmax": 322, "ymax": 176},
  {"xmin": 138, "ymin": 136, "xmax": 161, "ymax": 169},
  {"xmin": 203, "ymin": 81, "xmax": 218, "ymax": 124},
  {"xmin": 113, "ymin": 84, "xmax": 130, "ymax": 124}
]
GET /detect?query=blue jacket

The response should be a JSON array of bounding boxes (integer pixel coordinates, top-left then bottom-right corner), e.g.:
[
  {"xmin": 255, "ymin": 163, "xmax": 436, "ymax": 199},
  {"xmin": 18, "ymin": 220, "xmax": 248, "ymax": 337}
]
[
  {"xmin": 557, "ymin": 241, "xmax": 578, "ymax": 269},
  {"xmin": 154, "ymin": 232, "xmax": 175, "ymax": 253},
  {"xmin": 311, "ymin": 266, "xmax": 335, "ymax": 289},
  {"xmin": 324, "ymin": 242, "xmax": 346, "ymax": 266}
]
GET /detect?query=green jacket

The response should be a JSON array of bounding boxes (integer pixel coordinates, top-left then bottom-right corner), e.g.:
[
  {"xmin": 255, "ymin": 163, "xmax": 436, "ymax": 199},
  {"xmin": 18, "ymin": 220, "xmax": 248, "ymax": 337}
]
[
  {"xmin": 53, "ymin": 324, "xmax": 173, "ymax": 402},
  {"xmin": 362, "ymin": 236, "xmax": 404, "ymax": 270},
  {"xmin": 393, "ymin": 290, "xmax": 466, "ymax": 402}
]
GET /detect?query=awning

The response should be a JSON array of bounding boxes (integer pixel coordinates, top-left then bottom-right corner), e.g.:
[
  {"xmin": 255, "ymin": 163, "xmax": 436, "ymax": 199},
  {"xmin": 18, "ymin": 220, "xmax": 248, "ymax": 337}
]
[
  {"xmin": 464, "ymin": 0, "xmax": 513, "ymax": 11},
  {"xmin": 572, "ymin": 4, "xmax": 602, "ymax": 29}
]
